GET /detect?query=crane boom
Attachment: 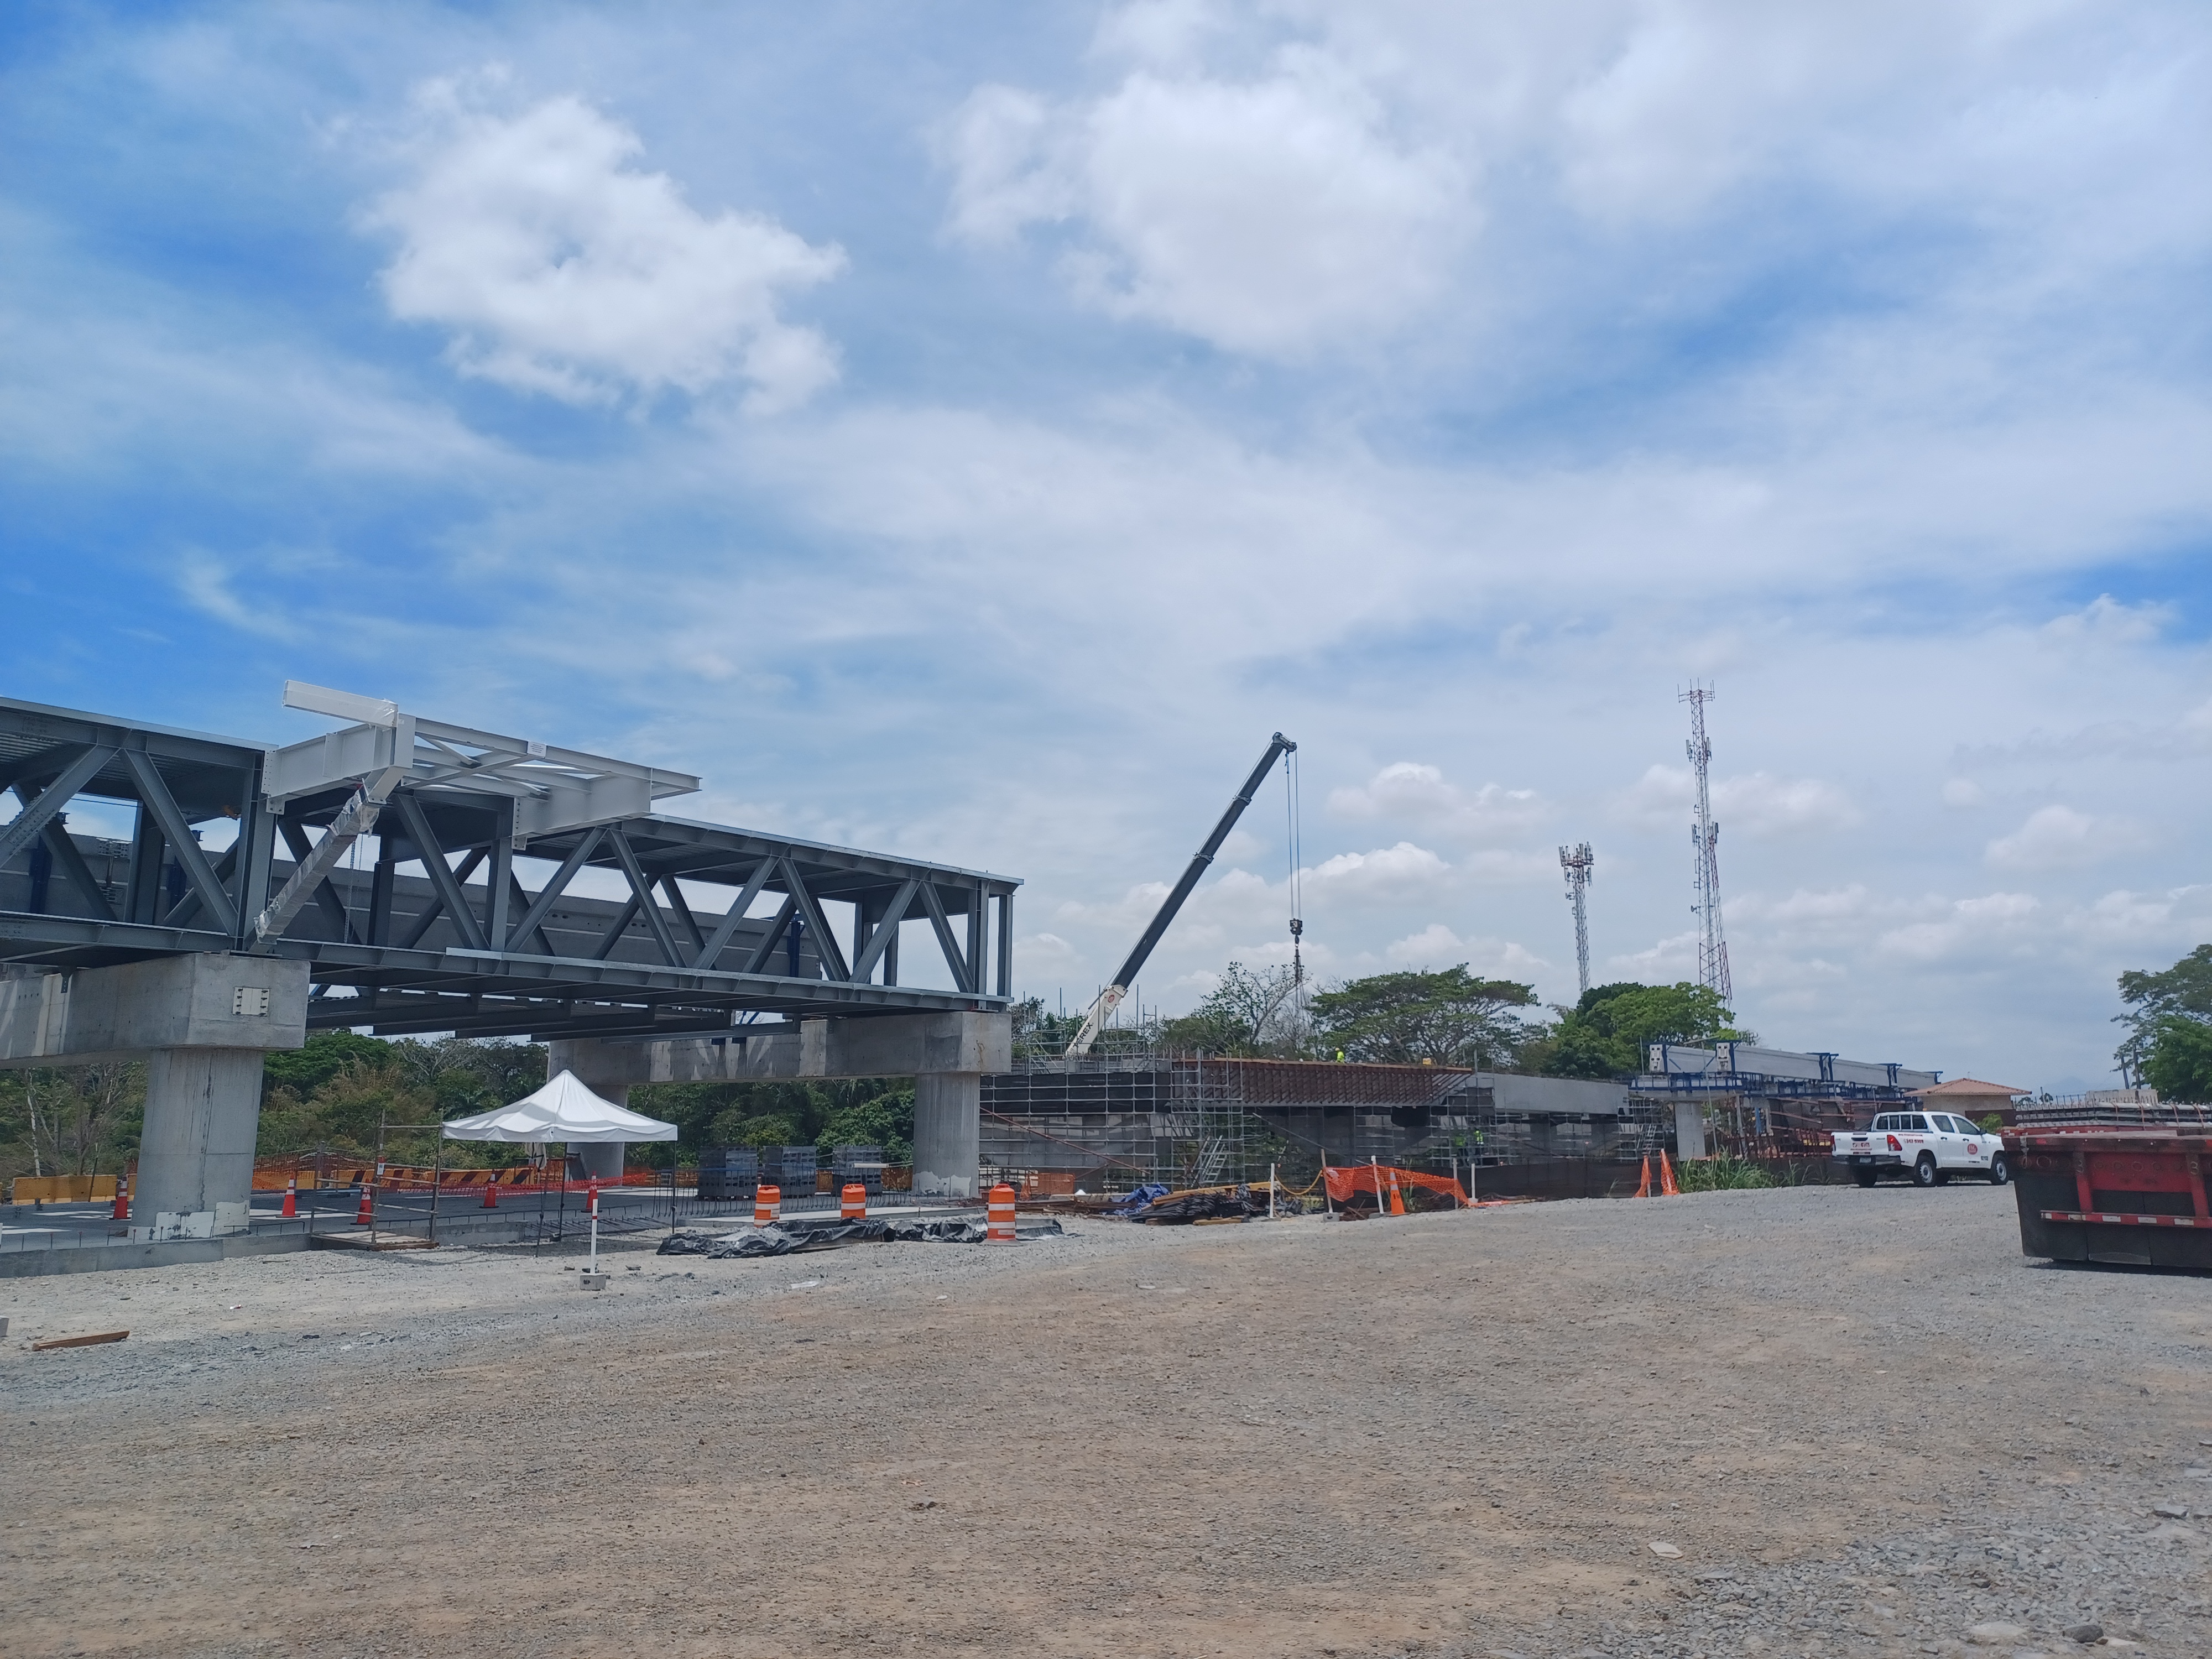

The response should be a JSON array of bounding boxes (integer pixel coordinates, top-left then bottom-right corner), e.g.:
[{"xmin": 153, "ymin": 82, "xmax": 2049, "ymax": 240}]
[{"xmin": 1064, "ymin": 733, "xmax": 1296, "ymax": 1059}]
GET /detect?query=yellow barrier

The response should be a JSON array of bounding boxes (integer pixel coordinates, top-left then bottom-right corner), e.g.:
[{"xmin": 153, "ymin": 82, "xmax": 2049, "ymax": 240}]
[{"xmin": 9, "ymin": 1175, "xmax": 119, "ymax": 1203}]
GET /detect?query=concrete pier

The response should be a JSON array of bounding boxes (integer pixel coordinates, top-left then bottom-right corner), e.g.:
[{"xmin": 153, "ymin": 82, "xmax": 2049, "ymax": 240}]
[
  {"xmin": 0, "ymin": 955, "xmax": 309, "ymax": 1238},
  {"xmin": 553, "ymin": 1011, "xmax": 1010, "ymax": 1198}
]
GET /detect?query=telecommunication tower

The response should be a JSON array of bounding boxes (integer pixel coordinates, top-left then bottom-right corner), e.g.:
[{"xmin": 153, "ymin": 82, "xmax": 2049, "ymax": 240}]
[
  {"xmin": 1558, "ymin": 842, "xmax": 1594, "ymax": 999},
  {"xmin": 1682, "ymin": 684, "xmax": 1732, "ymax": 1003}
]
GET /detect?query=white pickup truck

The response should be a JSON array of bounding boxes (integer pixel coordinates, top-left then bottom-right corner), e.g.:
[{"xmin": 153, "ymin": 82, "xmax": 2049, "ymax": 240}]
[{"xmin": 1832, "ymin": 1110, "xmax": 2010, "ymax": 1188}]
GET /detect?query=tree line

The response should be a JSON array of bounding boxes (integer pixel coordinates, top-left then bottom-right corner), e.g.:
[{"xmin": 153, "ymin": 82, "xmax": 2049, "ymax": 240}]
[
  {"xmin": 32, "ymin": 934, "xmax": 2203, "ymax": 1187},
  {"xmin": 1014, "ymin": 962, "xmax": 1750, "ymax": 1077}
]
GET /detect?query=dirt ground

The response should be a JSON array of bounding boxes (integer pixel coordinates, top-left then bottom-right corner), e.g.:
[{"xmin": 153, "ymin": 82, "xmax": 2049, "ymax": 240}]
[{"xmin": 4, "ymin": 1183, "xmax": 2209, "ymax": 1659}]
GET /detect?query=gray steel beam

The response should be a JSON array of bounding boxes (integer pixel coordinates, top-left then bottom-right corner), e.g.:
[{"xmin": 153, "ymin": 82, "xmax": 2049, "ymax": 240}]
[
  {"xmin": 694, "ymin": 859, "xmax": 773, "ymax": 970},
  {"xmin": 0, "ymin": 745, "xmax": 115, "ymax": 872},
  {"xmin": 504, "ymin": 826, "xmax": 604, "ymax": 952},
  {"xmin": 8, "ymin": 780, "xmax": 119, "ymax": 924},
  {"xmin": 274, "ymin": 819, "xmax": 362, "ymax": 943},
  {"xmin": 918, "ymin": 880, "xmax": 973, "ymax": 993},
  {"xmin": 778, "ymin": 857, "xmax": 850, "ymax": 982},
  {"xmin": 739, "ymin": 894, "xmax": 799, "ymax": 975},
  {"xmin": 122, "ymin": 749, "xmax": 237, "ymax": 935},
  {"xmin": 608, "ymin": 827, "xmax": 684, "ymax": 967},
  {"xmin": 397, "ymin": 846, "xmax": 487, "ymax": 950},
  {"xmin": 660, "ymin": 875, "xmax": 706, "ymax": 957},
  {"xmin": 850, "ymin": 878, "xmax": 919, "ymax": 984},
  {"xmin": 390, "ymin": 790, "xmax": 488, "ymax": 952},
  {"xmin": 588, "ymin": 894, "xmax": 643, "ymax": 961}
]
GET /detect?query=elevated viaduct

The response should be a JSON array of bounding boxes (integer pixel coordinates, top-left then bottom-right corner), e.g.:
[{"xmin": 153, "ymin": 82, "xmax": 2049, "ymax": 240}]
[{"xmin": 0, "ymin": 684, "xmax": 1018, "ymax": 1237}]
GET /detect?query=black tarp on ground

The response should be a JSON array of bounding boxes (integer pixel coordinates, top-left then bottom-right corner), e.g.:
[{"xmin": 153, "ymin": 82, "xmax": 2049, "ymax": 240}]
[
  {"xmin": 655, "ymin": 1217, "xmax": 1064, "ymax": 1256},
  {"xmin": 1125, "ymin": 1186, "xmax": 1272, "ymax": 1224}
]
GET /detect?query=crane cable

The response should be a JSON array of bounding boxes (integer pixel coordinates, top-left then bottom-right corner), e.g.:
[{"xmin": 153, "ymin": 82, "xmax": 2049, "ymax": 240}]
[{"xmin": 1285, "ymin": 747, "xmax": 1304, "ymax": 988}]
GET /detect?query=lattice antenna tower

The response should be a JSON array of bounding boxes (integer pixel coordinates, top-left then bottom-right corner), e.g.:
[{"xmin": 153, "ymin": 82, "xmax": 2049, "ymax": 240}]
[
  {"xmin": 1681, "ymin": 683, "xmax": 1732, "ymax": 1003},
  {"xmin": 1558, "ymin": 842, "xmax": 1594, "ymax": 999}
]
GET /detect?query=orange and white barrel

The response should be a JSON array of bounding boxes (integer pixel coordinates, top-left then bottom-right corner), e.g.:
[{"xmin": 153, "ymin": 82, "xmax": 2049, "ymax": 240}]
[
  {"xmin": 755, "ymin": 1183, "xmax": 781, "ymax": 1224},
  {"xmin": 841, "ymin": 1182, "xmax": 867, "ymax": 1220},
  {"xmin": 987, "ymin": 1182, "xmax": 1016, "ymax": 1243}
]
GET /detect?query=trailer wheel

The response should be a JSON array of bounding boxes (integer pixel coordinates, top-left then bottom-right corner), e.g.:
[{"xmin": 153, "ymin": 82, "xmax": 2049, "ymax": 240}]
[
  {"xmin": 1853, "ymin": 1169, "xmax": 1877, "ymax": 1188},
  {"xmin": 1986, "ymin": 1154, "xmax": 2010, "ymax": 1187},
  {"xmin": 1912, "ymin": 1152, "xmax": 1938, "ymax": 1187}
]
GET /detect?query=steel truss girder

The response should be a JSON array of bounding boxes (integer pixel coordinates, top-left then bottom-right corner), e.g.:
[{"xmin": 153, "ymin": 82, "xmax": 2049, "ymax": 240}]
[{"xmin": 2, "ymin": 691, "xmax": 1020, "ymax": 1032}]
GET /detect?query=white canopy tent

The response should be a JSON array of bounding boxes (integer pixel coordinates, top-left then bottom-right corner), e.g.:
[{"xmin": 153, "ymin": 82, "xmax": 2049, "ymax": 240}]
[{"xmin": 442, "ymin": 1070, "xmax": 679, "ymax": 1144}]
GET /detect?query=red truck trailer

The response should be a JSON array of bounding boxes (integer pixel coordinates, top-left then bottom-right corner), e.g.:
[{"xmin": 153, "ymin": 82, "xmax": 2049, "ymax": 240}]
[{"xmin": 2004, "ymin": 1128, "xmax": 2212, "ymax": 1271}]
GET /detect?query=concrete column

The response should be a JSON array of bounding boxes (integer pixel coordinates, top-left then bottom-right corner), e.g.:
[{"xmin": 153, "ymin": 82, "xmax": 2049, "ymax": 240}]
[
  {"xmin": 134, "ymin": 1048, "xmax": 267, "ymax": 1236},
  {"xmin": 578, "ymin": 1081, "xmax": 628, "ymax": 1181},
  {"xmin": 547, "ymin": 1043, "xmax": 630, "ymax": 1180},
  {"xmin": 913, "ymin": 1073, "xmax": 980, "ymax": 1198},
  {"xmin": 1674, "ymin": 1099, "xmax": 1708, "ymax": 1160}
]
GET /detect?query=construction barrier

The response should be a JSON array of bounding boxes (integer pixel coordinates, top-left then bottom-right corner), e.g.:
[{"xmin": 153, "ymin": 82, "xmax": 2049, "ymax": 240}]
[
  {"xmin": 841, "ymin": 1183, "xmax": 868, "ymax": 1220},
  {"xmin": 987, "ymin": 1183, "xmax": 1017, "ymax": 1242},
  {"xmin": 1321, "ymin": 1165, "xmax": 1469, "ymax": 1209},
  {"xmin": 755, "ymin": 1184, "xmax": 781, "ymax": 1225},
  {"xmin": 9, "ymin": 1175, "xmax": 120, "ymax": 1204}
]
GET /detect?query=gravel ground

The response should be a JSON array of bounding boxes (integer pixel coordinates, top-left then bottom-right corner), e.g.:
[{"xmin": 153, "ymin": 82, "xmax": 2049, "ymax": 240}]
[{"xmin": 3, "ymin": 1183, "xmax": 2208, "ymax": 1659}]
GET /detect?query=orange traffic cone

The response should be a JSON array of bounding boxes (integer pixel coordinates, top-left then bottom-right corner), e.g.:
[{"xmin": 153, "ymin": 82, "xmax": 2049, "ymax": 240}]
[
  {"xmin": 987, "ymin": 1182, "xmax": 1017, "ymax": 1242},
  {"xmin": 755, "ymin": 1183, "xmax": 781, "ymax": 1225},
  {"xmin": 481, "ymin": 1178, "xmax": 498, "ymax": 1209},
  {"xmin": 1386, "ymin": 1172, "xmax": 1407, "ymax": 1216},
  {"xmin": 1635, "ymin": 1156, "xmax": 1652, "ymax": 1198},
  {"xmin": 281, "ymin": 1177, "xmax": 297, "ymax": 1218},
  {"xmin": 841, "ymin": 1182, "xmax": 867, "ymax": 1220},
  {"xmin": 354, "ymin": 1182, "xmax": 374, "ymax": 1225},
  {"xmin": 113, "ymin": 1176, "xmax": 130, "ymax": 1221},
  {"xmin": 1660, "ymin": 1150, "xmax": 1679, "ymax": 1197}
]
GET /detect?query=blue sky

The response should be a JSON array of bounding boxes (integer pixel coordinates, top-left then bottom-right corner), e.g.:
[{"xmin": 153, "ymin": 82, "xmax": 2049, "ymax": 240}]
[{"xmin": 6, "ymin": 1, "xmax": 2211, "ymax": 1091}]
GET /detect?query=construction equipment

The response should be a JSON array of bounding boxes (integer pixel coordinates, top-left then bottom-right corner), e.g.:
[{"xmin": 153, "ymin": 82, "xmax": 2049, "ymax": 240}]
[{"xmin": 1063, "ymin": 733, "xmax": 1296, "ymax": 1058}]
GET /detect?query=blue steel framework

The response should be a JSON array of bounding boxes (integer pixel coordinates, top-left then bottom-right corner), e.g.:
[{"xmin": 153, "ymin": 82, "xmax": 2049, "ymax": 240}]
[{"xmin": 0, "ymin": 692, "xmax": 1017, "ymax": 1041}]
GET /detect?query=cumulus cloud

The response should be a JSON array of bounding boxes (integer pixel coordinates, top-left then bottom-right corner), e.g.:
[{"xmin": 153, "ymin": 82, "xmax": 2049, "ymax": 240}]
[
  {"xmin": 364, "ymin": 81, "xmax": 845, "ymax": 411},
  {"xmin": 940, "ymin": 41, "xmax": 1464, "ymax": 354},
  {"xmin": 1327, "ymin": 763, "xmax": 1542, "ymax": 840},
  {"xmin": 1985, "ymin": 805, "xmax": 2140, "ymax": 872},
  {"xmin": 1622, "ymin": 765, "xmax": 1860, "ymax": 837},
  {"xmin": 1878, "ymin": 891, "xmax": 2041, "ymax": 962},
  {"xmin": 1304, "ymin": 841, "xmax": 1453, "ymax": 902},
  {"xmin": 1385, "ymin": 921, "xmax": 1462, "ymax": 964},
  {"xmin": 1383, "ymin": 922, "xmax": 1549, "ymax": 978}
]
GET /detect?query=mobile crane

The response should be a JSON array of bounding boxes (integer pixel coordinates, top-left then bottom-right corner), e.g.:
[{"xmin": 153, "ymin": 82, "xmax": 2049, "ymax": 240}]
[{"xmin": 1063, "ymin": 733, "xmax": 1298, "ymax": 1059}]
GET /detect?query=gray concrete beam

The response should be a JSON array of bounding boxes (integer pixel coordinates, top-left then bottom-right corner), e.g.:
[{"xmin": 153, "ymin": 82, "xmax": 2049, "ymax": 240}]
[
  {"xmin": 556, "ymin": 1010, "xmax": 1011, "ymax": 1088},
  {"xmin": 0, "ymin": 956, "xmax": 309, "ymax": 1070},
  {"xmin": 550, "ymin": 1011, "xmax": 1010, "ymax": 1196}
]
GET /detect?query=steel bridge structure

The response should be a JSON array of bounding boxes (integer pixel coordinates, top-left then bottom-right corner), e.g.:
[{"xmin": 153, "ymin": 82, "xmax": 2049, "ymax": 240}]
[{"xmin": 0, "ymin": 686, "xmax": 1018, "ymax": 1042}]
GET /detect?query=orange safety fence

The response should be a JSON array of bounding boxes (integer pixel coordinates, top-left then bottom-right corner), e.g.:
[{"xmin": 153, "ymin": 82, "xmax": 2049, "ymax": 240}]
[{"xmin": 1321, "ymin": 1164, "xmax": 1470, "ymax": 1207}]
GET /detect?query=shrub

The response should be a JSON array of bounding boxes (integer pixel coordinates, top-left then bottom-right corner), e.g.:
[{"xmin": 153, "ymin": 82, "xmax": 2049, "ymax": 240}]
[{"xmin": 1676, "ymin": 1154, "xmax": 1776, "ymax": 1191}]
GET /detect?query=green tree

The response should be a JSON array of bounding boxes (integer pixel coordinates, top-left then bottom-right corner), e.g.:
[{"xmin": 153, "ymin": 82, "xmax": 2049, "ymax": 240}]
[
  {"xmin": 1308, "ymin": 967, "xmax": 1537, "ymax": 1067},
  {"xmin": 1536, "ymin": 982, "xmax": 1750, "ymax": 1079},
  {"xmin": 261, "ymin": 1030, "xmax": 393, "ymax": 1098},
  {"xmin": 1157, "ymin": 962, "xmax": 1307, "ymax": 1057},
  {"xmin": 2115, "ymin": 945, "xmax": 2212, "ymax": 1097},
  {"xmin": 2141, "ymin": 1016, "xmax": 2212, "ymax": 1102}
]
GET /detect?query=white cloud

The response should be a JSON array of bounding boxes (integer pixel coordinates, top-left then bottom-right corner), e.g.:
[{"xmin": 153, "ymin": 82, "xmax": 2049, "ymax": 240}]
[
  {"xmin": 1941, "ymin": 777, "xmax": 1983, "ymax": 807},
  {"xmin": 364, "ymin": 81, "xmax": 845, "ymax": 411},
  {"xmin": 1985, "ymin": 804, "xmax": 2140, "ymax": 872},
  {"xmin": 1385, "ymin": 921, "xmax": 1462, "ymax": 964},
  {"xmin": 2038, "ymin": 594, "xmax": 2173, "ymax": 650},
  {"xmin": 1621, "ymin": 764, "xmax": 1860, "ymax": 837},
  {"xmin": 1305, "ymin": 841, "xmax": 1452, "ymax": 902},
  {"xmin": 175, "ymin": 551, "xmax": 302, "ymax": 641},
  {"xmin": 941, "ymin": 44, "xmax": 1464, "ymax": 354},
  {"xmin": 1326, "ymin": 762, "xmax": 1542, "ymax": 840},
  {"xmin": 1879, "ymin": 891, "xmax": 2041, "ymax": 961}
]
